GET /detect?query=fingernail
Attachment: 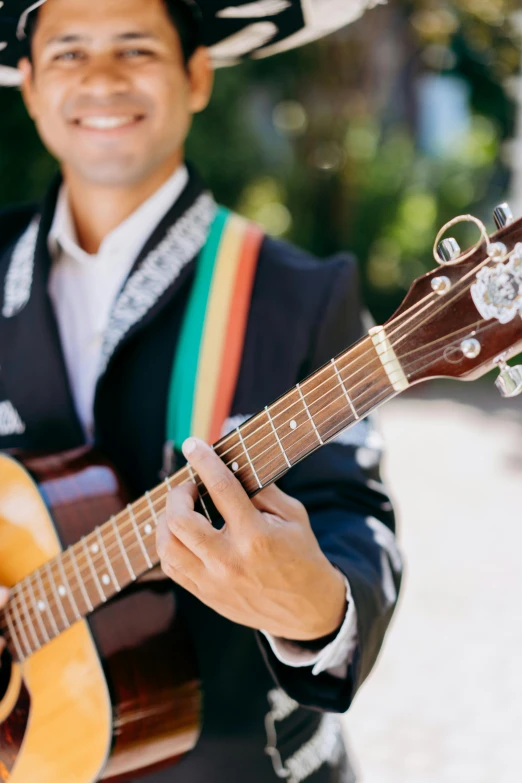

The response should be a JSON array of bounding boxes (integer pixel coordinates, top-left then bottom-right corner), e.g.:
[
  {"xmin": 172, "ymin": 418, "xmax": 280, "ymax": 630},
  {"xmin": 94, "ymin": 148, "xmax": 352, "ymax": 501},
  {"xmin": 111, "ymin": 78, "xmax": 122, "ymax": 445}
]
[
  {"xmin": 182, "ymin": 438, "xmax": 198, "ymax": 457},
  {"xmin": 0, "ymin": 586, "xmax": 10, "ymax": 602}
]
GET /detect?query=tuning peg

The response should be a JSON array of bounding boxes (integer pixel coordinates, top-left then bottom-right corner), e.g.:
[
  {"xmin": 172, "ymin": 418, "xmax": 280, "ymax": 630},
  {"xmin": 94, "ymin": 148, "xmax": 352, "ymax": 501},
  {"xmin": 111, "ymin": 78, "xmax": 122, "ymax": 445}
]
[
  {"xmin": 437, "ymin": 238, "xmax": 461, "ymax": 263},
  {"xmin": 493, "ymin": 203, "xmax": 514, "ymax": 230},
  {"xmin": 495, "ymin": 363, "xmax": 522, "ymax": 398}
]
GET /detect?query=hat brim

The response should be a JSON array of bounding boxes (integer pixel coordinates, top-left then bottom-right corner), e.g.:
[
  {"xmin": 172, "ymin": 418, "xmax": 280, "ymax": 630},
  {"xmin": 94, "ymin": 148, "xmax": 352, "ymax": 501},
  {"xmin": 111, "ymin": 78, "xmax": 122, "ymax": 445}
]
[{"xmin": 0, "ymin": 0, "xmax": 384, "ymax": 85}]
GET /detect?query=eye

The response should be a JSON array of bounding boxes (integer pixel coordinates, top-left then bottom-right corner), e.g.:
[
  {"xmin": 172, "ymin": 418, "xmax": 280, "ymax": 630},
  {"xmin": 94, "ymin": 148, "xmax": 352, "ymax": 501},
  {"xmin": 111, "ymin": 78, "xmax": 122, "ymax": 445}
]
[
  {"xmin": 53, "ymin": 50, "xmax": 85, "ymax": 62},
  {"xmin": 119, "ymin": 48, "xmax": 155, "ymax": 59}
]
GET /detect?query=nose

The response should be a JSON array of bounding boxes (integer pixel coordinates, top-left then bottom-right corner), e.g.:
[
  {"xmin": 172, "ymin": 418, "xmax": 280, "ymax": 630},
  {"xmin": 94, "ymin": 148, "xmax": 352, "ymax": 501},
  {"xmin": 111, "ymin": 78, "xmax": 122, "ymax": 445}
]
[{"xmin": 79, "ymin": 55, "xmax": 130, "ymax": 98}]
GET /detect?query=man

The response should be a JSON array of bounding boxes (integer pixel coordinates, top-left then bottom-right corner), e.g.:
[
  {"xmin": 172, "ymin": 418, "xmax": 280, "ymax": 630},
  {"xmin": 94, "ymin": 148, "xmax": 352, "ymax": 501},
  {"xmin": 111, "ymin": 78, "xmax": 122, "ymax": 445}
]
[{"xmin": 0, "ymin": 1, "xmax": 402, "ymax": 781}]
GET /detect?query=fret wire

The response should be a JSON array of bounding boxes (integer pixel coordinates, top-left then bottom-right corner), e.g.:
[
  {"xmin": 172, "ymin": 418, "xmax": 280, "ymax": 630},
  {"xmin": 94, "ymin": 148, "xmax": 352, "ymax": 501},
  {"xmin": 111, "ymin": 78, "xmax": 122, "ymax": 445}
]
[
  {"xmin": 187, "ymin": 464, "xmax": 213, "ymax": 523},
  {"xmin": 56, "ymin": 551, "xmax": 81, "ymax": 621},
  {"xmin": 127, "ymin": 504, "xmax": 153, "ymax": 568},
  {"xmin": 12, "ymin": 588, "xmax": 35, "ymax": 655},
  {"xmin": 26, "ymin": 575, "xmax": 50, "ymax": 644},
  {"xmin": 331, "ymin": 359, "xmax": 359, "ymax": 419},
  {"xmin": 17, "ymin": 583, "xmax": 40, "ymax": 651},
  {"xmin": 46, "ymin": 563, "xmax": 70, "ymax": 629},
  {"xmin": 111, "ymin": 516, "xmax": 136, "ymax": 582},
  {"xmin": 236, "ymin": 427, "xmax": 262, "ymax": 489},
  {"xmin": 146, "ymin": 491, "xmax": 160, "ymax": 525},
  {"xmin": 4, "ymin": 607, "xmax": 25, "ymax": 662},
  {"xmin": 81, "ymin": 537, "xmax": 107, "ymax": 602},
  {"xmin": 97, "ymin": 527, "xmax": 121, "ymax": 593},
  {"xmin": 68, "ymin": 546, "xmax": 94, "ymax": 612},
  {"xmin": 36, "ymin": 569, "xmax": 60, "ymax": 636},
  {"xmin": 296, "ymin": 383, "xmax": 323, "ymax": 445},
  {"xmin": 265, "ymin": 406, "xmax": 291, "ymax": 468}
]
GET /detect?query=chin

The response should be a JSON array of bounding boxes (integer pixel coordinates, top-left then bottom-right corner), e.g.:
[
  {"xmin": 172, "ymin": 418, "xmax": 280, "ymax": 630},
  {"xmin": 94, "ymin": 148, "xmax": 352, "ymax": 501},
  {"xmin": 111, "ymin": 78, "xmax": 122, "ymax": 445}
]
[{"xmin": 73, "ymin": 158, "xmax": 152, "ymax": 187}]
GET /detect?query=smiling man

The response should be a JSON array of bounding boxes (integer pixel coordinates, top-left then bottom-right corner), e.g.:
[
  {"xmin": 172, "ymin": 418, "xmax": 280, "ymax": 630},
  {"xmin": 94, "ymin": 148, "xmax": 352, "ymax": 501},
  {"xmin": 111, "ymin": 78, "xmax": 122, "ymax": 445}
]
[{"xmin": 0, "ymin": 1, "xmax": 402, "ymax": 782}]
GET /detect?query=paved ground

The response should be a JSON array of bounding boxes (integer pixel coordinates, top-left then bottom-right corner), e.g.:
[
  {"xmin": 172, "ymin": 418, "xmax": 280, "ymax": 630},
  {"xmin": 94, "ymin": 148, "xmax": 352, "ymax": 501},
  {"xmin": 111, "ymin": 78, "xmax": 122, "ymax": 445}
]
[{"xmin": 342, "ymin": 380, "xmax": 522, "ymax": 783}]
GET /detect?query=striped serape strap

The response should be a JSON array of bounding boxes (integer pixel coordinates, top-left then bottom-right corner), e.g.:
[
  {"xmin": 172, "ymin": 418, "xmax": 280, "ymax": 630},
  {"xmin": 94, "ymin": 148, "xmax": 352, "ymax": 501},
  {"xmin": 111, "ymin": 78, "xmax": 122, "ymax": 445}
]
[{"xmin": 166, "ymin": 207, "xmax": 264, "ymax": 451}]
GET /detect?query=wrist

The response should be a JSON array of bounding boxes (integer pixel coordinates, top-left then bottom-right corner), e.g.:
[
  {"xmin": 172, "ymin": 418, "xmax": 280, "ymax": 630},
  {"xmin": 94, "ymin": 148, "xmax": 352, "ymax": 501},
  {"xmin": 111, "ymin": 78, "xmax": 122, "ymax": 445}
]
[
  {"xmin": 291, "ymin": 562, "xmax": 348, "ymax": 642},
  {"xmin": 314, "ymin": 563, "xmax": 348, "ymax": 638}
]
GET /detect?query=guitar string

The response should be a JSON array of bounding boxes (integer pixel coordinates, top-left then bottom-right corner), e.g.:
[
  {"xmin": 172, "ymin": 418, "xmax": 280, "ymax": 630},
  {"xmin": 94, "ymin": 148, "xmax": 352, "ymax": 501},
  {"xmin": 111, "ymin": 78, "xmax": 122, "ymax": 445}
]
[
  {"xmin": 1, "ymin": 309, "xmax": 496, "ymax": 656},
  {"xmin": 2, "ymin": 279, "xmax": 498, "ymax": 648},
  {"xmin": 2, "ymin": 313, "xmax": 499, "ymax": 650},
  {"xmin": 1, "ymin": 337, "xmax": 397, "ymax": 644},
  {"xmin": 0, "ymin": 314, "xmax": 502, "ymax": 657},
  {"xmin": 11, "ymin": 241, "xmax": 501, "ymax": 626},
  {"xmin": 5, "ymin": 308, "xmax": 483, "ymax": 628},
  {"xmin": 2, "ymin": 266, "xmax": 498, "ymax": 645},
  {"xmin": 3, "ymin": 241, "xmax": 513, "ymax": 646}
]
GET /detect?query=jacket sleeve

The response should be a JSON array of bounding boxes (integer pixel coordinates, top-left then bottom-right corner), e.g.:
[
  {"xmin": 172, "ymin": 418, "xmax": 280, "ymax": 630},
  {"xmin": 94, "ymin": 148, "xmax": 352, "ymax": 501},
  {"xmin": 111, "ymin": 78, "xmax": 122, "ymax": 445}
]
[{"xmin": 256, "ymin": 254, "xmax": 403, "ymax": 713}]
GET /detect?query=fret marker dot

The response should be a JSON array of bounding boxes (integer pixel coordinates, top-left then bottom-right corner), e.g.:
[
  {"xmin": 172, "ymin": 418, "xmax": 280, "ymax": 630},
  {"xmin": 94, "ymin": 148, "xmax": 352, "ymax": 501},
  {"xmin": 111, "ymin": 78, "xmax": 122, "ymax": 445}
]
[
  {"xmin": 144, "ymin": 524, "xmax": 152, "ymax": 535},
  {"xmin": 58, "ymin": 585, "xmax": 66, "ymax": 597},
  {"xmin": 91, "ymin": 544, "xmax": 99, "ymax": 554},
  {"xmin": 37, "ymin": 601, "xmax": 46, "ymax": 612},
  {"xmin": 290, "ymin": 420, "xmax": 297, "ymax": 430},
  {"xmin": 232, "ymin": 462, "xmax": 239, "ymax": 472},
  {"xmin": 101, "ymin": 574, "xmax": 110, "ymax": 586}
]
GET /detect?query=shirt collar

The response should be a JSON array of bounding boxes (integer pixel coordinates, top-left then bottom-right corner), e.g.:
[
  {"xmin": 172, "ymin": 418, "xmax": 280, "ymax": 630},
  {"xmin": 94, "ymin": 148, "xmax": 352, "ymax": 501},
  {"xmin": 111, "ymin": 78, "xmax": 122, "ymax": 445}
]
[{"xmin": 48, "ymin": 164, "xmax": 189, "ymax": 265}]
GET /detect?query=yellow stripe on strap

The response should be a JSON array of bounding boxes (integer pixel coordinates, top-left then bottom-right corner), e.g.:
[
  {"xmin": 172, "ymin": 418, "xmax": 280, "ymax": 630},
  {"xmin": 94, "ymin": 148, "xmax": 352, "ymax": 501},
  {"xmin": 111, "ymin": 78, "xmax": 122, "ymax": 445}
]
[{"xmin": 191, "ymin": 214, "xmax": 249, "ymax": 441}]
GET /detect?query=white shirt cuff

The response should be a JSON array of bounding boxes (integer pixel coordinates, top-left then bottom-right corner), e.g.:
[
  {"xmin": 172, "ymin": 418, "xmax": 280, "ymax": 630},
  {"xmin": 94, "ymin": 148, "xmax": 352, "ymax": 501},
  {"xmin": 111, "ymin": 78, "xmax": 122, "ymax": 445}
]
[{"xmin": 260, "ymin": 576, "xmax": 358, "ymax": 678}]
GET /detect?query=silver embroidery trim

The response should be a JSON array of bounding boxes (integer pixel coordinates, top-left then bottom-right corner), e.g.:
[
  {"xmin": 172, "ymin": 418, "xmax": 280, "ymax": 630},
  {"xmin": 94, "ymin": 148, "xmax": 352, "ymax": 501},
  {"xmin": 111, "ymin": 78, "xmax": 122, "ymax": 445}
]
[
  {"xmin": 265, "ymin": 689, "xmax": 344, "ymax": 783},
  {"xmin": 0, "ymin": 401, "xmax": 26, "ymax": 436},
  {"xmin": 285, "ymin": 714, "xmax": 344, "ymax": 782},
  {"xmin": 2, "ymin": 218, "xmax": 40, "ymax": 318},
  {"xmin": 98, "ymin": 192, "xmax": 217, "ymax": 375}
]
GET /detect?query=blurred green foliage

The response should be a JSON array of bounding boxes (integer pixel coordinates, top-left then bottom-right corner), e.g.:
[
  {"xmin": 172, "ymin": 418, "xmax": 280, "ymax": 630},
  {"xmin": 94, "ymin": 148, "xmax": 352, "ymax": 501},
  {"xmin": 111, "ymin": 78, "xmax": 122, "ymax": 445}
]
[{"xmin": 0, "ymin": 0, "xmax": 520, "ymax": 323}]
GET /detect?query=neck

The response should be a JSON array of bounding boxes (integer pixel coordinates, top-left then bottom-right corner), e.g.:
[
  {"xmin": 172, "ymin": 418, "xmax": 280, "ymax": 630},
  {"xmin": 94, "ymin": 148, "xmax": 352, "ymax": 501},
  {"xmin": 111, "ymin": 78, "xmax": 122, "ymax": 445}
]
[
  {"xmin": 2, "ymin": 332, "xmax": 400, "ymax": 663},
  {"xmin": 62, "ymin": 152, "xmax": 184, "ymax": 254}
]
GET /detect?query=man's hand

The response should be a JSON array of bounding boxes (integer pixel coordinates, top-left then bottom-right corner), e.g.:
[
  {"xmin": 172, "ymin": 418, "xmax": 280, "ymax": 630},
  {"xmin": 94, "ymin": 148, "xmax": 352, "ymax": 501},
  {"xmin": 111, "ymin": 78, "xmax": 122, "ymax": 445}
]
[
  {"xmin": 157, "ymin": 438, "xmax": 347, "ymax": 641},
  {"xmin": 0, "ymin": 586, "xmax": 9, "ymax": 658}
]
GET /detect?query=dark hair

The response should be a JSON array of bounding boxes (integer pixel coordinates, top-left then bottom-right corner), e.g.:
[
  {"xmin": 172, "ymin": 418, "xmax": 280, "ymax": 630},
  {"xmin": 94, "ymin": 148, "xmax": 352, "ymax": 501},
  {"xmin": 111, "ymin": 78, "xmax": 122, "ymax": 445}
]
[{"xmin": 25, "ymin": 0, "xmax": 202, "ymax": 65}]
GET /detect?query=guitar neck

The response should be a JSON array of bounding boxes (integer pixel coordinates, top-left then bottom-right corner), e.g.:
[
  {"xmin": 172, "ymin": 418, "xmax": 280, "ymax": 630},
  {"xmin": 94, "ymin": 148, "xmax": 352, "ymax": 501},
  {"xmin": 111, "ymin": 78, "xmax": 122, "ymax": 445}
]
[{"xmin": 4, "ymin": 330, "xmax": 401, "ymax": 661}]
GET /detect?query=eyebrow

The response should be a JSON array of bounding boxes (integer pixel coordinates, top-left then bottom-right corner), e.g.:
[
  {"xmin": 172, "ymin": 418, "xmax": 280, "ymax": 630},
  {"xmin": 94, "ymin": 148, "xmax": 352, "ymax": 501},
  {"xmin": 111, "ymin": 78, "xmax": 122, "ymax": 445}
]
[{"xmin": 44, "ymin": 31, "xmax": 160, "ymax": 46}]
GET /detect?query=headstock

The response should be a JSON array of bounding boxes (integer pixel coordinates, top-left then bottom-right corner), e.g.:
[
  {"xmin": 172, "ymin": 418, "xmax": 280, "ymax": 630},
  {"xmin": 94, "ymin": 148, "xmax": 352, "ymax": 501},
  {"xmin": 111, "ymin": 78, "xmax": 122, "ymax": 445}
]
[{"xmin": 386, "ymin": 203, "xmax": 522, "ymax": 396}]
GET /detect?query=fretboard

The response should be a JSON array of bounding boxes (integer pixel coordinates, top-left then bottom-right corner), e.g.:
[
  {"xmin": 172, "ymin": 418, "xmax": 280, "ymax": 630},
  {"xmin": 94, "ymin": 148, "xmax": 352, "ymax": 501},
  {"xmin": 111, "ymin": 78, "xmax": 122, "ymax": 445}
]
[{"xmin": 3, "ymin": 333, "xmax": 396, "ymax": 662}]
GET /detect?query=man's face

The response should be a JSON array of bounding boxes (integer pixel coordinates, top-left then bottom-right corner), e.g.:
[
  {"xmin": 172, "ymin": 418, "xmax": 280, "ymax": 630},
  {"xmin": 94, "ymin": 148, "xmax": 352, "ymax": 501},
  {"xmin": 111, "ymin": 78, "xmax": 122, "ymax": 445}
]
[{"xmin": 20, "ymin": 0, "xmax": 212, "ymax": 187}]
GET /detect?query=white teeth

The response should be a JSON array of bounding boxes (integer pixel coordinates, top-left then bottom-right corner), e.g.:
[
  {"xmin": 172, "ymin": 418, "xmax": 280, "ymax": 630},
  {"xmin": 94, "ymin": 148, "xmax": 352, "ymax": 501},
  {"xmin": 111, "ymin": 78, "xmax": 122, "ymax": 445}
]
[{"xmin": 78, "ymin": 116, "xmax": 136, "ymax": 129}]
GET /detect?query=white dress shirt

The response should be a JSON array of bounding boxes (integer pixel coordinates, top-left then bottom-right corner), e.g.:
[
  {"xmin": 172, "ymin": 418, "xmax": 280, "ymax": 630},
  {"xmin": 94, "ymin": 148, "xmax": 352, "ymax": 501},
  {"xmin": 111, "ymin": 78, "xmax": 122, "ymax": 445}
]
[{"xmin": 47, "ymin": 165, "xmax": 358, "ymax": 676}]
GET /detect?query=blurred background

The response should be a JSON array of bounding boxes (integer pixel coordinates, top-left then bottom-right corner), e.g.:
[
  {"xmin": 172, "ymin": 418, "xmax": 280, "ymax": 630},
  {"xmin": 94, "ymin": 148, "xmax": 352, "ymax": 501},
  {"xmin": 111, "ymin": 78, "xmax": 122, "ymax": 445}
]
[{"xmin": 1, "ymin": 0, "xmax": 521, "ymax": 780}]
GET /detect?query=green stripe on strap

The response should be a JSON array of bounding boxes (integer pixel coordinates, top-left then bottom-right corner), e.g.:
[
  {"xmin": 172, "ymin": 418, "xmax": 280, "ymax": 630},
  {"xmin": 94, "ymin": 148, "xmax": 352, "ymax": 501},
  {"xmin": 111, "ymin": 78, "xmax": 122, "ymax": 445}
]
[{"xmin": 166, "ymin": 207, "xmax": 230, "ymax": 450}]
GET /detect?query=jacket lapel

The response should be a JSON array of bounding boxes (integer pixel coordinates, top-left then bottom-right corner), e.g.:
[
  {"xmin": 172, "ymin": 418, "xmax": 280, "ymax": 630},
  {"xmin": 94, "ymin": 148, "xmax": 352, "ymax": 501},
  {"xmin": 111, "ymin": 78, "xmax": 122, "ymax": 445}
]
[
  {"xmin": 0, "ymin": 179, "xmax": 84, "ymax": 450},
  {"xmin": 98, "ymin": 170, "xmax": 216, "ymax": 379}
]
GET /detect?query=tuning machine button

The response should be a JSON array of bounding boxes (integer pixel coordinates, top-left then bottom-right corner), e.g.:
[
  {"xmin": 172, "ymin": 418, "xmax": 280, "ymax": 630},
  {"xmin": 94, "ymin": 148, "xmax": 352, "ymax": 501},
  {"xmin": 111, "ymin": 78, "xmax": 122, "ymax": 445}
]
[
  {"xmin": 431, "ymin": 275, "xmax": 451, "ymax": 295},
  {"xmin": 495, "ymin": 362, "xmax": 522, "ymax": 398},
  {"xmin": 461, "ymin": 338, "xmax": 481, "ymax": 359},
  {"xmin": 493, "ymin": 203, "xmax": 514, "ymax": 230},
  {"xmin": 437, "ymin": 238, "xmax": 461, "ymax": 264}
]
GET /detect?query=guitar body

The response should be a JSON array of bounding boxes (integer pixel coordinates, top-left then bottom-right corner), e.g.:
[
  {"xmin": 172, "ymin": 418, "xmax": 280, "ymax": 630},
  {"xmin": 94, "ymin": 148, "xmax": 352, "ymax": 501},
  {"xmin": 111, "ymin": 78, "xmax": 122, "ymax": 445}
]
[{"xmin": 0, "ymin": 449, "xmax": 201, "ymax": 783}]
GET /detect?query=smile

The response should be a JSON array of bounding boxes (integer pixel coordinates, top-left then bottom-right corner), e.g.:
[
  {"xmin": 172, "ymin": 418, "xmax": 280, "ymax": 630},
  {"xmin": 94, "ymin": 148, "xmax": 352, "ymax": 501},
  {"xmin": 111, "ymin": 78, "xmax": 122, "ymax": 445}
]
[{"xmin": 74, "ymin": 115, "xmax": 144, "ymax": 130}]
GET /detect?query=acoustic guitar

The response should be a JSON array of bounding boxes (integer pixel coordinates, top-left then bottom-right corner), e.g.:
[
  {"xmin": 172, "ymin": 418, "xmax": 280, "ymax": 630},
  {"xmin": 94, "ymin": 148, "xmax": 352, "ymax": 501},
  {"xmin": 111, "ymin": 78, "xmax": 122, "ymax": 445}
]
[{"xmin": 1, "ymin": 205, "xmax": 522, "ymax": 782}]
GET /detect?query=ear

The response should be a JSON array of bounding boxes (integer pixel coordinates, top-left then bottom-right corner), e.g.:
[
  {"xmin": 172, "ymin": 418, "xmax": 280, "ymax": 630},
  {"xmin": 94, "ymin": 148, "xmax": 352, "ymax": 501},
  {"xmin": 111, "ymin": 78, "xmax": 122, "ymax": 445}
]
[
  {"xmin": 187, "ymin": 47, "xmax": 214, "ymax": 114},
  {"xmin": 18, "ymin": 57, "xmax": 37, "ymax": 119}
]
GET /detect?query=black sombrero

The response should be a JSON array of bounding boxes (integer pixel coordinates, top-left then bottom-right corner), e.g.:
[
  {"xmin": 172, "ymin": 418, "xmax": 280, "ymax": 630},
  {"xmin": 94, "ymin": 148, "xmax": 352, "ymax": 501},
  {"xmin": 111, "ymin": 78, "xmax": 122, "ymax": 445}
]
[{"xmin": 0, "ymin": 0, "xmax": 384, "ymax": 84}]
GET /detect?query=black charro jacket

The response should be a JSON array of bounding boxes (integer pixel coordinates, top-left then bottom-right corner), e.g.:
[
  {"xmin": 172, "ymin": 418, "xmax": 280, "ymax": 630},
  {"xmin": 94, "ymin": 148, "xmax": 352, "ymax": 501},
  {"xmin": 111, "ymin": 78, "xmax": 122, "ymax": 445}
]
[{"xmin": 0, "ymin": 171, "xmax": 402, "ymax": 783}]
